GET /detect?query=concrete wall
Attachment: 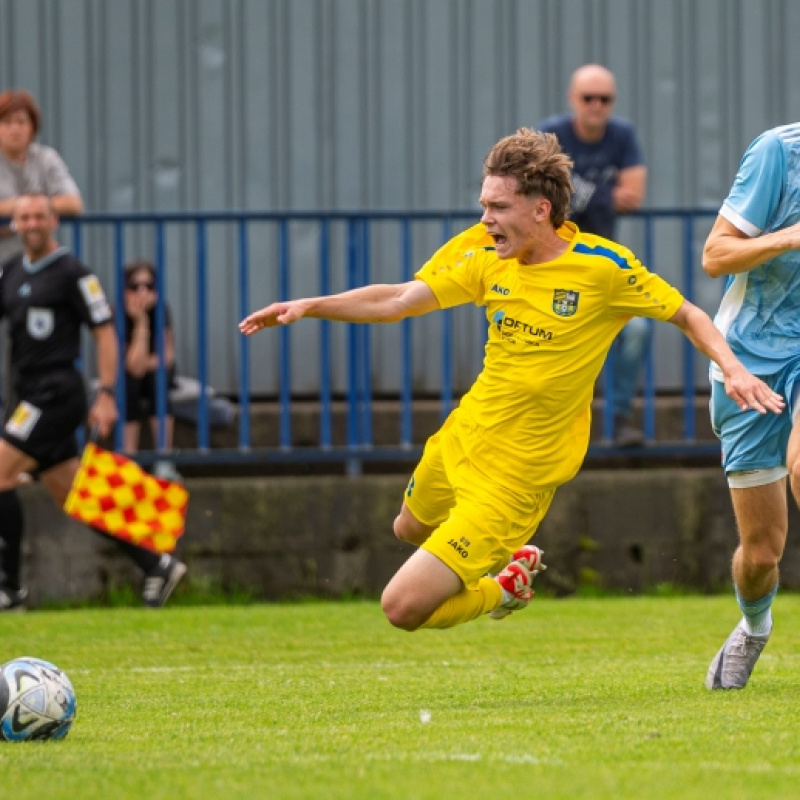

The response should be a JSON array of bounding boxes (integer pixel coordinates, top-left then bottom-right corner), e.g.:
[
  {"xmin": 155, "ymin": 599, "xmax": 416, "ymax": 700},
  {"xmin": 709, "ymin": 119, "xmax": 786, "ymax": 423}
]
[{"xmin": 17, "ymin": 469, "xmax": 800, "ymax": 608}]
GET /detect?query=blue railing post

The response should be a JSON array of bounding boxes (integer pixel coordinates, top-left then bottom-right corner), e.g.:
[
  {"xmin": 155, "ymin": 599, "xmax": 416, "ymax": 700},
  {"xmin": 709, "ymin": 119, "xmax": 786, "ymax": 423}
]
[
  {"xmin": 643, "ymin": 214, "xmax": 656, "ymax": 441},
  {"xmin": 195, "ymin": 220, "xmax": 210, "ymax": 451},
  {"xmin": 400, "ymin": 220, "xmax": 413, "ymax": 447},
  {"xmin": 237, "ymin": 219, "xmax": 251, "ymax": 451},
  {"xmin": 359, "ymin": 218, "xmax": 372, "ymax": 447},
  {"xmin": 278, "ymin": 219, "xmax": 292, "ymax": 449},
  {"xmin": 440, "ymin": 218, "xmax": 454, "ymax": 420},
  {"xmin": 319, "ymin": 219, "xmax": 333, "ymax": 449},
  {"xmin": 682, "ymin": 214, "xmax": 696, "ymax": 441},
  {"xmin": 154, "ymin": 221, "xmax": 168, "ymax": 452},
  {"xmin": 112, "ymin": 220, "xmax": 126, "ymax": 453}
]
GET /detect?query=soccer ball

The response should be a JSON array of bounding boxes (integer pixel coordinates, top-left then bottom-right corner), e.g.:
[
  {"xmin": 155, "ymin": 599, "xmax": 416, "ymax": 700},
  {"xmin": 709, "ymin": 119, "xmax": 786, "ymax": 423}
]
[{"xmin": 0, "ymin": 657, "xmax": 76, "ymax": 741}]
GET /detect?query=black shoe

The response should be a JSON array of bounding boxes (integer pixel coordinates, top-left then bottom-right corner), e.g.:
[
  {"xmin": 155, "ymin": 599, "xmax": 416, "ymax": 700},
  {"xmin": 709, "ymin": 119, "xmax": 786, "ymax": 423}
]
[
  {"xmin": 0, "ymin": 585, "xmax": 28, "ymax": 612},
  {"xmin": 142, "ymin": 555, "xmax": 187, "ymax": 608},
  {"xmin": 613, "ymin": 416, "xmax": 645, "ymax": 448}
]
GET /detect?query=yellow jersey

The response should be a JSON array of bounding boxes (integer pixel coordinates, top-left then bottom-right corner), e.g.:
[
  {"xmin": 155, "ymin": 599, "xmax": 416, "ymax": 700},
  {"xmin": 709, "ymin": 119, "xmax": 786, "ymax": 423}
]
[{"xmin": 415, "ymin": 222, "xmax": 684, "ymax": 492}]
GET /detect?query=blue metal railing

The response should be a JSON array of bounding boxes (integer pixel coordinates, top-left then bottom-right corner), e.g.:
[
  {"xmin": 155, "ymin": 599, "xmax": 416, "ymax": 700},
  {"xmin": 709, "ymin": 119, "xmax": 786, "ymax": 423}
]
[{"xmin": 2, "ymin": 208, "xmax": 722, "ymax": 468}]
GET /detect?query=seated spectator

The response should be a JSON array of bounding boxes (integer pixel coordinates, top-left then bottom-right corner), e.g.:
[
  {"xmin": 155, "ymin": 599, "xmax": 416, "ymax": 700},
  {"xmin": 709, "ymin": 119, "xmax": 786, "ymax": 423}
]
[{"xmin": 122, "ymin": 260, "xmax": 177, "ymax": 457}]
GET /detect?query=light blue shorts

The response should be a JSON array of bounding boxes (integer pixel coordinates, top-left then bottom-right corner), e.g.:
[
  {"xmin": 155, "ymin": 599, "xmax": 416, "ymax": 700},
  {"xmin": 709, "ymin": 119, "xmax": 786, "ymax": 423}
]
[{"xmin": 711, "ymin": 362, "xmax": 800, "ymax": 477}]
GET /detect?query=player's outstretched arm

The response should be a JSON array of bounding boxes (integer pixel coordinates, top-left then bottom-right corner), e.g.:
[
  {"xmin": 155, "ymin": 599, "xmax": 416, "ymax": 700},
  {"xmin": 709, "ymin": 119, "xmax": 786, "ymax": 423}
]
[
  {"xmin": 668, "ymin": 300, "xmax": 785, "ymax": 415},
  {"xmin": 703, "ymin": 216, "xmax": 800, "ymax": 278},
  {"xmin": 239, "ymin": 279, "xmax": 440, "ymax": 336}
]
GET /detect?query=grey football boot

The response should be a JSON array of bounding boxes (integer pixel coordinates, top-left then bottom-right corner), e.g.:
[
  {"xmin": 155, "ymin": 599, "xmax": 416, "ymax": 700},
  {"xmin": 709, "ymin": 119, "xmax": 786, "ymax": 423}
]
[{"xmin": 706, "ymin": 620, "xmax": 771, "ymax": 690}]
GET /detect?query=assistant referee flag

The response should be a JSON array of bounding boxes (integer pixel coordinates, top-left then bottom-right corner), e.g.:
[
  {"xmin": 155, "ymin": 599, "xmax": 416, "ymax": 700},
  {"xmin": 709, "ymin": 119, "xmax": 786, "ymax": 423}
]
[{"xmin": 64, "ymin": 443, "xmax": 188, "ymax": 553}]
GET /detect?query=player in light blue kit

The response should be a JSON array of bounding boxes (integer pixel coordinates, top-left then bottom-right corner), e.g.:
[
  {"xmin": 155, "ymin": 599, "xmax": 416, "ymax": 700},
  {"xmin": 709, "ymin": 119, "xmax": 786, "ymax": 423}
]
[{"xmin": 704, "ymin": 123, "xmax": 800, "ymax": 689}]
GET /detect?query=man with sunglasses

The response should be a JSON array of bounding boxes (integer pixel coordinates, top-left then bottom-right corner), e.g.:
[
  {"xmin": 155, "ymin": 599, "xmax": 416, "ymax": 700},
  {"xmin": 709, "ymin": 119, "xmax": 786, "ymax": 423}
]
[{"xmin": 540, "ymin": 64, "xmax": 649, "ymax": 447}]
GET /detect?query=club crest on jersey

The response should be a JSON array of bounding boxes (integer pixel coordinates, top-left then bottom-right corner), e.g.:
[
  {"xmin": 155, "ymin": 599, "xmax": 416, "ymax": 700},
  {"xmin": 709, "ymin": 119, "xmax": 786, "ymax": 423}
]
[
  {"xmin": 552, "ymin": 289, "xmax": 579, "ymax": 317},
  {"xmin": 27, "ymin": 307, "xmax": 54, "ymax": 339}
]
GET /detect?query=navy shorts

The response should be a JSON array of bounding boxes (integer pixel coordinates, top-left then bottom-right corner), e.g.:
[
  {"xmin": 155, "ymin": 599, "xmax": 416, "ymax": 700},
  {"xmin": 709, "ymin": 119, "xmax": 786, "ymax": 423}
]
[{"xmin": 2, "ymin": 369, "xmax": 86, "ymax": 471}]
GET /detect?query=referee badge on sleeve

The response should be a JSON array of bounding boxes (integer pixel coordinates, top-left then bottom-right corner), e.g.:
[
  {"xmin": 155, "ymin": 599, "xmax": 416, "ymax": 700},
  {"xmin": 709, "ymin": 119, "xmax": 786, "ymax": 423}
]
[
  {"xmin": 78, "ymin": 275, "xmax": 112, "ymax": 324},
  {"xmin": 5, "ymin": 401, "xmax": 42, "ymax": 440}
]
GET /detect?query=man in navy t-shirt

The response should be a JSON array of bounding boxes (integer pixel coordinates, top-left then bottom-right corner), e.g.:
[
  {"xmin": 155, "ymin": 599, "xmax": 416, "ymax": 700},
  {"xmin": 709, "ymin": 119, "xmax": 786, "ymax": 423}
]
[{"xmin": 540, "ymin": 64, "xmax": 649, "ymax": 446}]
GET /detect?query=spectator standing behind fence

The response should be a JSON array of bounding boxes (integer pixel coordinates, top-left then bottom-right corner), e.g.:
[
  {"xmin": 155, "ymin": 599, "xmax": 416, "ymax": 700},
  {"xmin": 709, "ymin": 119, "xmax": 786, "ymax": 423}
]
[
  {"xmin": 0, "ymin": 194, "xmax": 186, "ymax": 610},
  {"xmin": 240, "ymin": 128, "xmax": 783, "ymax": 636},
  {"xmin": 702, "ymin": 122, "xmax": 800, "ymax": 690},
  {"xmin": 539, "ymin": 64, "xmax": 649, "ymax": 447},
  {"xmin": 0, "ymin": 90, "xmax": 83, "ymax": 263},
  {"xmin": 122, "ymin": 260, "xmax": 177, "ymax": 462}
]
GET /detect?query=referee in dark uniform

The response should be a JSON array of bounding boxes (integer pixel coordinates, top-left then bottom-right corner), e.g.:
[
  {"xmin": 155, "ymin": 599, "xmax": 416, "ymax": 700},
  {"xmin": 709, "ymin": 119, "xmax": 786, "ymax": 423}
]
[{"xmin": 0, "ymin": 193, "xmax": 186, "ymax": 609}]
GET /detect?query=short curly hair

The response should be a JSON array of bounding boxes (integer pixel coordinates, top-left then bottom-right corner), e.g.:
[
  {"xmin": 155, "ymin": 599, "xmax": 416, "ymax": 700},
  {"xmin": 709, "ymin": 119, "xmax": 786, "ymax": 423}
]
[
  {"xmin": 483, "ymin": 128, "xmax": 574, "ymax": 228},
  {"xmin": 0, "ymin": 90, "xmax": 41, "ymax": 136}
]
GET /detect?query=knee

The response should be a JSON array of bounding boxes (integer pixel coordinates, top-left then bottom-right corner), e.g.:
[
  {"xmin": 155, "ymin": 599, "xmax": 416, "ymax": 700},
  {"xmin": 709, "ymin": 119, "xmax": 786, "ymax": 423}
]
[
  {"xmin": 380, "ymin": 587, "xmax": 423, "ymax": 631},
  {"xmin": 741, "ymin": 540, "xmax": 783, "ymax": 573},
  {"xmin": 789, "ymin": 459, "xmax": 800, "ymax": 491}
]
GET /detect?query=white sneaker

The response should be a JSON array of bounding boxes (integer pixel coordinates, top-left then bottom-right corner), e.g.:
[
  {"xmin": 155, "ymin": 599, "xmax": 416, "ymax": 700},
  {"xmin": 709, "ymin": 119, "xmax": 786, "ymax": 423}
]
[{"xmin": 706, "ymin": 620, "xmax": 771, "ymax": 690}]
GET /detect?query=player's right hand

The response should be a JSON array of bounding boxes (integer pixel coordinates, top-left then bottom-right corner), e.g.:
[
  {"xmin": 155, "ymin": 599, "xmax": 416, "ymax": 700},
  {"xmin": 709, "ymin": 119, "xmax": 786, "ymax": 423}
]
[{"xmin": 239, "ymin": 301, "xmax": 308, "ymax": 335}]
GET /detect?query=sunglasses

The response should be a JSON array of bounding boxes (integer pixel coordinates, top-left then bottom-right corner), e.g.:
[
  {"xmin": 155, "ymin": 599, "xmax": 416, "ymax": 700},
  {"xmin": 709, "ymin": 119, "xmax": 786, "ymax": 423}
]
[
  {"xmin": 127, "ymin": 281, "xmax": 155, "ymax": 291},
  {"xmin": 582, "ymin": 94, "xmax": 614, "ymax": 105}
]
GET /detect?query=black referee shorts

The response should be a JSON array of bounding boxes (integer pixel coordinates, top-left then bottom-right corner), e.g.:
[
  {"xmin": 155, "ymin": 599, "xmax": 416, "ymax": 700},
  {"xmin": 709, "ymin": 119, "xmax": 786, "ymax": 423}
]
[{"xmin": 2, "ymin": 368, "xmax": 87, "ymax": 471}]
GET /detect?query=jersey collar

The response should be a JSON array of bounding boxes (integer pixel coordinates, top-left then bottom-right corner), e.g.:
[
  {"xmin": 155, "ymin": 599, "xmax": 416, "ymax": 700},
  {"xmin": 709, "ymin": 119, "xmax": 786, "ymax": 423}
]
[{"xmin": 23, "ymin": 246, "xmax": 69, "ymax": 274}]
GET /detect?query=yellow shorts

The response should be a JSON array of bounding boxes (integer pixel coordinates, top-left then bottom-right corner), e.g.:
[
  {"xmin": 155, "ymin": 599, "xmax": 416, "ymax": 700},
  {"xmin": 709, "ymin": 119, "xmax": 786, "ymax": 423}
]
[{"xmin": 403, "ymin": 415, "xmax": 555, "ymax": 588}]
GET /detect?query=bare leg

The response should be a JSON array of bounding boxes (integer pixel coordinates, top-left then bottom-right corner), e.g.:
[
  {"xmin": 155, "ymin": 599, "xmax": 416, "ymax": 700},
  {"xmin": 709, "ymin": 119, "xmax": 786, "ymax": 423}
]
[
  {"xmin": 148, "ymin": 414, "xmax": 174, "ymax": 451},
  {"xmin": 729, "ymin": 479, "xmax": 786, "ymax": 601},
  {"xmin": 124, "ymin": 421, "xmax": 141, "ymax": 454},
  {"xmin": 381, "ymin": 549, "xmax": 464, "ymax": 630}
]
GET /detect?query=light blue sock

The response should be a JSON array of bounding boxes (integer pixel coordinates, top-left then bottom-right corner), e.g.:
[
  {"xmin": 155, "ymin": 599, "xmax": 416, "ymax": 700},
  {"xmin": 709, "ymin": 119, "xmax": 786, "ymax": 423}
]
[{"xmin": 736, "ymin": 584, "xmax": 777, "ymax": 637}]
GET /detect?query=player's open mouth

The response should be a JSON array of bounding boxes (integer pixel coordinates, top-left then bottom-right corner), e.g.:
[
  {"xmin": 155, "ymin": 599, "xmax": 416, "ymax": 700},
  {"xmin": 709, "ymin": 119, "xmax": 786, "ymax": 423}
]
[{"xmin": 490, "ymin": 234, "xmax": 507, "ymax": 246}]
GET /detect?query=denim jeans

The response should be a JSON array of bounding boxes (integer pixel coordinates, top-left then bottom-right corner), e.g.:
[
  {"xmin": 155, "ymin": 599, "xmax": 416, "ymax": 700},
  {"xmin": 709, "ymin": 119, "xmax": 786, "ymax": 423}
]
[{"xmin": 609, "ymin": 316, "xmax": 652, "ymax": 419}]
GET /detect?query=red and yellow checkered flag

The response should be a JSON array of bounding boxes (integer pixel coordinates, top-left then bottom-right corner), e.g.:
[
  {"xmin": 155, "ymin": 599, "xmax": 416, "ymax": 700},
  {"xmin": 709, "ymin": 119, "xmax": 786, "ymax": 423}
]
[{"xmin": 64, "ymin": 443, "xmax": 189, "ymax": 553}]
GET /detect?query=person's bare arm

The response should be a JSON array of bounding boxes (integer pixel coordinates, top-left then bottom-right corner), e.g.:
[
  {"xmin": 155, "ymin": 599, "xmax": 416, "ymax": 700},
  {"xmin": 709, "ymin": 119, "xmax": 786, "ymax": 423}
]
[
  {"xmin": 49, "ymin": 194, "xmax": 83, "ymax": 217},
  {"xmin": 702, "ymin": 215, "xmax": 800, "ymax": 278},
  {"xmin": 89, "ymin": 323, "xmax": 120, "ymax": 437},
  {"xmin": 0, "ymin": 193, "xmax": 82, "ymax": 218},
  {"xmin": 668, "ymin": 300, "xmax": 784, "ymax": 415},
  {"xmin": 239, "ymin": 279, "xmax": 440, "ymax": 335},
  {"xmin": 612, "ymin": 165, "xmax": 647, "ymax": 213}
]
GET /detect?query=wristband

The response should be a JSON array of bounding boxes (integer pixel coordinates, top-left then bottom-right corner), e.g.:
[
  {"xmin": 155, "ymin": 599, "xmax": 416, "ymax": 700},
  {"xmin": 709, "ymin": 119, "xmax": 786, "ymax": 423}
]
[{"xmin": 98, "ymin": 385, "xmax": 116, "ymax": 398}]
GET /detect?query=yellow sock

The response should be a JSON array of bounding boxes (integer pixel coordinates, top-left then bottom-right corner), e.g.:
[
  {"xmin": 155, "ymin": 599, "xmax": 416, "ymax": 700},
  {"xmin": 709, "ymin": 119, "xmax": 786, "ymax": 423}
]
[{"xmin": 418, "ymin": 577, "xmax": 503, "ymax": 629}]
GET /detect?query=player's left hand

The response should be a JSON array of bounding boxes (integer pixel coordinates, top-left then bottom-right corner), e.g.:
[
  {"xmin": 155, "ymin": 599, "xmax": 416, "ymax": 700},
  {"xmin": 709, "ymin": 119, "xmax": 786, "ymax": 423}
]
[
  {"xmin": 89, "ymin": 392, "xmax": 119, "ymax": 438},
  {"xmin": 724, "ymin": 368, "xmax": 785, "ymax": 415}
]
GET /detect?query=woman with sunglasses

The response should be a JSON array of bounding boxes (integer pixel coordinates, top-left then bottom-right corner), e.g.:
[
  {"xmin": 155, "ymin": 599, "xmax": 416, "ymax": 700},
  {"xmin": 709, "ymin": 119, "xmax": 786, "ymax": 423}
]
[{"xmin": 122, "ymin": 260, "xmax": 177, "ymax": 458}]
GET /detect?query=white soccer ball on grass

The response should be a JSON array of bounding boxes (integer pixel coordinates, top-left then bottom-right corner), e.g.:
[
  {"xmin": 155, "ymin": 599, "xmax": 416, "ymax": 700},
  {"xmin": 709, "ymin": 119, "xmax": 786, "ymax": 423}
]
[{"xmin": 0, "ymin": 657, "xmax": 76, "ymax": 741}]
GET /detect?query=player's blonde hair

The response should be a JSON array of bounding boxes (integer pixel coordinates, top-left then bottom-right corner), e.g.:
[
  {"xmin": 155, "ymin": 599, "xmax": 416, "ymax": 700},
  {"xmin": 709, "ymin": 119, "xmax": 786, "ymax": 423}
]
[{"xmin": 483, "ymin": 128, "xmax": 574, "ymax": 228}]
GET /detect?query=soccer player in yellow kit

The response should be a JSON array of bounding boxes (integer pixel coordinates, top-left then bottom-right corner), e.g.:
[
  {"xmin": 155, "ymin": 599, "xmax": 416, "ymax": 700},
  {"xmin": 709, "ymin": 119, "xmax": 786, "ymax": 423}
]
[{"xmin": 240, "ymin": 128, "xmax": 784, "ymax": 632}]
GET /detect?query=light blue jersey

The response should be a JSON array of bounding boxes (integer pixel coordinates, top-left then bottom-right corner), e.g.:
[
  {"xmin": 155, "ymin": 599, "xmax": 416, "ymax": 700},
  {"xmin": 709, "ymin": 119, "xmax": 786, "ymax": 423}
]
[{"xmin": 712, "ymin": 122, "xmax": 800, "ymax": 380}]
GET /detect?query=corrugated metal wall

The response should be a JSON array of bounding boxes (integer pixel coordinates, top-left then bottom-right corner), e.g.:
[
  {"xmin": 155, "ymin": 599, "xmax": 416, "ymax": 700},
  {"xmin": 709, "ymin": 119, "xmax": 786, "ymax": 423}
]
[{"xmin": 1, "ymin": 0, "xmax": 798, "ymax": 394}]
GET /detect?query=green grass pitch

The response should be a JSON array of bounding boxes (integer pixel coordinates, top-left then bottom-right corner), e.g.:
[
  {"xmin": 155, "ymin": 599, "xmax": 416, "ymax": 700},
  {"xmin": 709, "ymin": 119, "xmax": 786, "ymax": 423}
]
[{"xmin": 1, "ymin": 595, "xmax": 800, "ymax": 799}]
